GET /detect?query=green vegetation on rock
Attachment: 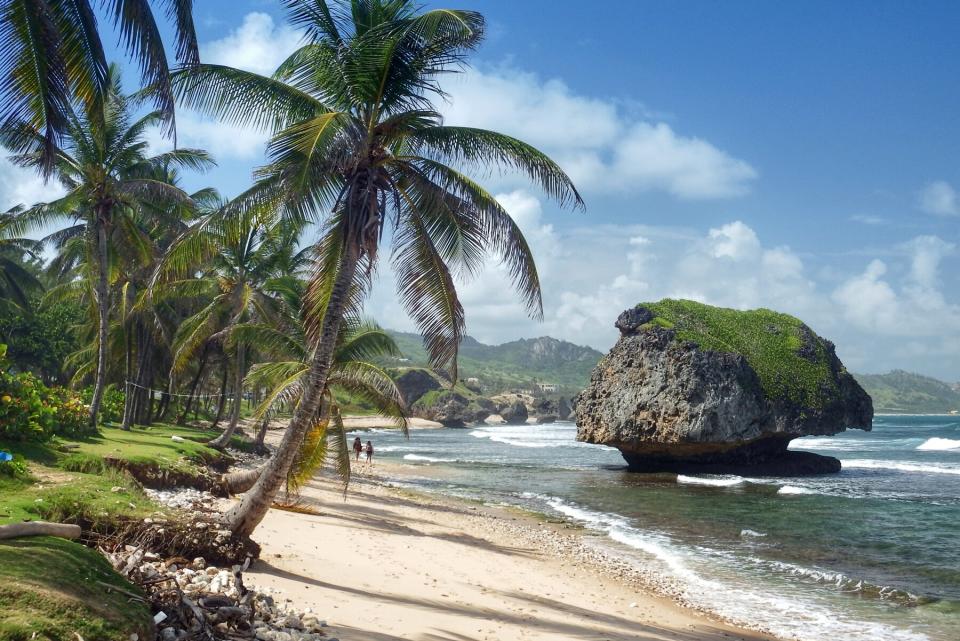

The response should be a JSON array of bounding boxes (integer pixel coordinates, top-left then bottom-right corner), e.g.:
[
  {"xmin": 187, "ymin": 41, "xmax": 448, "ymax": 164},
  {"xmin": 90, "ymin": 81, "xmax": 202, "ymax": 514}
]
[
  {"xmin": 638, "ymin": 299, "xmax": 838, "ymax": 406},
  {"xmin": 0, "ymin": 536, "xmax": 152, "ymax": 641}
]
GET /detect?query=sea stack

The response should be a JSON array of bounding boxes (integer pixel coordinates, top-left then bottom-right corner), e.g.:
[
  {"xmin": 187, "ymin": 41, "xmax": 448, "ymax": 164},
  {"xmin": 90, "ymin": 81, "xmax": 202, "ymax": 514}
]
[{"xmin": 574, "ymin": 300, "xmax": 873, "ymax": 475}]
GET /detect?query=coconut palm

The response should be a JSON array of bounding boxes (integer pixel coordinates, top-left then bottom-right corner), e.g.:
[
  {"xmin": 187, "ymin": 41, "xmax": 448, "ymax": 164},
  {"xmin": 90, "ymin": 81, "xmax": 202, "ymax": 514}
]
[
  {"xmin": 175, "ymin": 0, "xmax": 582, "ymax": 536},
  {"xmin": 0, "ymin": 0, "xmax": 198, "ymax": 173},
  {"xmin": 0, "ymin": 208, "xmax": 43, "ymax": 312},
  {"xmin": 158, "ymin": 206, "xmax": 308, "ymax": 449},
  {"xmin": 223, "ymin": 315, "xmax": 407, "ymax": 495},
  {"xmin": 0, "ymin": 65, "xmax": 214, "ymax": 428}
]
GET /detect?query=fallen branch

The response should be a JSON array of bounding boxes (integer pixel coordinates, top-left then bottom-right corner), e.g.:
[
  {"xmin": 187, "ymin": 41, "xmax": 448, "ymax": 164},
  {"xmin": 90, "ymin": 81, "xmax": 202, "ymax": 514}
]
[{"xmin": 0, "ymin": 521, "xmax": 81, "ymax": 541}]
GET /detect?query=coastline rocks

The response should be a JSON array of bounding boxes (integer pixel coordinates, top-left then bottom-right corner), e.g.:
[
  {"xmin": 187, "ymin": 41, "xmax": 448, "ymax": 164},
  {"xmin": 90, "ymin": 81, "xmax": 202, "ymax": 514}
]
[
  {"xmin": 498, "ymin": 400, "xmax": 529, "ymax": 424},
  {"xmin": 575, "ymin": 300, "xmax": 873, "ymax": 475},
  {"xmin": 412, "ymin": 390, "xmax": 493, "ymax": 427},
  {"xmin": 393, "ymin": 368, "xmax": 441, "ymax": 405}
]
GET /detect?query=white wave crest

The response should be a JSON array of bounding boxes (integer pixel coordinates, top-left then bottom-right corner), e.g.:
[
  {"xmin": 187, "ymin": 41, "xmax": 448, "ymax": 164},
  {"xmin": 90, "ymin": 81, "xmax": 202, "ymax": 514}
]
[
  {"xmin": 740, "ymin": 529, "xmax": 767, "ymax": 538},
  {"xmin": 916, "ymin": 437, "xmax": 960, "ymax": 451},
  {"xmin": 402, "ymin": 454, "xmax": 456, "ymax": 463},
  {"xmin": 676, "ymin": 474, "xmax": 745, "ymax": 487},
  {"xmin": 778, "ymin": 485, "xmax": 816, "ymax": 495},
  {"xmin": 841, "ymin": 459, "xmax": 960, "ymax": 475}
]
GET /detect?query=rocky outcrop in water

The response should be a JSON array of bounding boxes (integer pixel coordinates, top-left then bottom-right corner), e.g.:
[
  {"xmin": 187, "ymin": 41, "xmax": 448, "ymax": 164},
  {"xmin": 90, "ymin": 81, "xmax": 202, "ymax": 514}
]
[
  {"xmin": 574, "ymin": 300, "xmax": 873, "ymax": 475},
  {"xmin": 393, "ymin": 368, "xmax": 442, "ymax": 405}
]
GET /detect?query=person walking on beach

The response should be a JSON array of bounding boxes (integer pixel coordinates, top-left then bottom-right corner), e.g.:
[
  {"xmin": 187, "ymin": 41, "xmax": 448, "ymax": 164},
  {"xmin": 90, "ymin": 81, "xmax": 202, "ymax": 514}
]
[
  {"xmin": 365, "ymin": 440, "xmax": 374, "ymax": 464},
  {"xmin": 353, "ymin": 437, "xmax": 363, "ymax": 461}
]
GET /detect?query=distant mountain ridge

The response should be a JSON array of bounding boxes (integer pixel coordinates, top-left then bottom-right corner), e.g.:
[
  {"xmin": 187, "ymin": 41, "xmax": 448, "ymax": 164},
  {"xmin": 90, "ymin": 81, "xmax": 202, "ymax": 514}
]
[
  {"xmin": 853, "ymin": 370, "xmax": 960, "ymax": 414},
  {"xmin": 385, "ymin": 331, "xmax": 603, "ymax": 393}
]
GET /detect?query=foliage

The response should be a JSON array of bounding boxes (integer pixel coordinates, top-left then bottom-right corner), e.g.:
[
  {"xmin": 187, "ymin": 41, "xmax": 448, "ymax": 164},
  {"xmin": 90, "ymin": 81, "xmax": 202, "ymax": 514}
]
[
  {"xmin": 0, "ymin": 343, "xmax": 96, "ymax": 441},
  {"xmin": 638, "ymin": 299, "xmax": 838, "ymax": 407},
  {"xmin": 78, "ymin": 387, "xmax": 125, "ymax": 424},
  {"xmin": 0, "ymin": 537, "xmax": 152, "ymax": 640},
  {"xmin": 0, "ymin": 453, "xmax": 28, "ymax": 479},
  {"xmin": 0, "ymin": 296, "xmax": 83, "ymax": 383},
  {"xmin": 854, "ymin": 370, "xmax": 960, "ymax": 414}
]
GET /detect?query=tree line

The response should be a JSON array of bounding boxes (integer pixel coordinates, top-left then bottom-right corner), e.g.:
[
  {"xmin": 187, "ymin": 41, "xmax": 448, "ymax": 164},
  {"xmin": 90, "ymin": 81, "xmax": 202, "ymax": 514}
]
[{"xmin": 0, "ymin": 0, "xmax": 581, "ymax": 538}]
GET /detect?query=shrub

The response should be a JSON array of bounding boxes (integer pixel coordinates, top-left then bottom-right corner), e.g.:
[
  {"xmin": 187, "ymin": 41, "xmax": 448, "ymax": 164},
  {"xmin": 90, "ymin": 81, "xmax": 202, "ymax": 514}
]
[
  {"xmin": 0, "ymin": 453, "xmax": 28, "ymax": 479},
  {"xmin": 79, "ymin": 386, "xmax": 125, "ymax": 423},
  {"xmin": 0, "ymin": 344, "xmax": 97, "ymax": 441}
]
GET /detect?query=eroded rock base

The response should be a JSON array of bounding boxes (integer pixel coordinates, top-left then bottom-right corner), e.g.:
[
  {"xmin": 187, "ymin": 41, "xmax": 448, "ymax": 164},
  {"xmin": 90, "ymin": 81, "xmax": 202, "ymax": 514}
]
[{"xmin": 619, "ymin": 437, "xmax": 842, "ymax": 475}]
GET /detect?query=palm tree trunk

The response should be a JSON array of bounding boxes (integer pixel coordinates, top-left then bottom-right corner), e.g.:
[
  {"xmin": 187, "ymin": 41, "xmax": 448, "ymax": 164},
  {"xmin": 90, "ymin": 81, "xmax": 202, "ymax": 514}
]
[
  {"xmin": 254, "ymin": 416, "xmax": 270, "ymax": 453},
  {"xmin": 120, "ymin": 318, "xmax": 135, "ymax": 431},
  {"xmin": 212, "ymin": 360, "xmax": 229, "ymax": 428},
  {"xmin": 224, "ymin": 245, "xmax": 358, "ymax": 537},
  {"xmin": 178, "ymin": 344, "xmax": 209, "ymax": 424},
  {"xmin": 88, "ymin": 219, "xmax": 110, "ymax": 429},
  {"xmin": 210, "ymin": 344, "xmax": 245, "ymax": 449}
]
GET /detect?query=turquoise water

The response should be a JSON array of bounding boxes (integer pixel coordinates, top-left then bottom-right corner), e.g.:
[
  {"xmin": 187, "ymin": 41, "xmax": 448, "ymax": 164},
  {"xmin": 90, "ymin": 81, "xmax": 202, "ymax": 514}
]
[{"xmin": 350, "ymin": 415, "xmax": 960, "ymax": 641}]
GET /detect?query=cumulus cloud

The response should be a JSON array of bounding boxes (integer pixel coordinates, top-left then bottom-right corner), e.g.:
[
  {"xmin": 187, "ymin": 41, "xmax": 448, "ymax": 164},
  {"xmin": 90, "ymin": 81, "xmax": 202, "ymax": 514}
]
[
  {"xmin": 202, "ymin": 12, "xmax": 302, "ymax": 76},
  {"xmin": 440, "ymin": 66, "xmax": 757, "ymax": 200},
  {"xmin": 0, "ymin": 157, "xmax": 66, "ymax": 212},
  {"xmin": 147, "ymin": 111, "xmax": 270, "ymax": 160},
  {"xmin": 918, "ymin": 180, "xmax": 959, "ymax": 216}
]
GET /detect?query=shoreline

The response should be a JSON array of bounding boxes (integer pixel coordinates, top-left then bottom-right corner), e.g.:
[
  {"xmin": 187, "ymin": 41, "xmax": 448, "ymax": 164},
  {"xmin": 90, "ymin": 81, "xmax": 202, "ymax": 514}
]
[{"xmin": 236, "ymin": 460, "xmax": 778, "ymax": 641}]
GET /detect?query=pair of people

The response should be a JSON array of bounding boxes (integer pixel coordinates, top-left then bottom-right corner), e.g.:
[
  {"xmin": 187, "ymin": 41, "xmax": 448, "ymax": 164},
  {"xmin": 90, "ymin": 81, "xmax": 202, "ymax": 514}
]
[{"xmin": 352, "ymin": 437, "xmax": 374, "ymax": 463}]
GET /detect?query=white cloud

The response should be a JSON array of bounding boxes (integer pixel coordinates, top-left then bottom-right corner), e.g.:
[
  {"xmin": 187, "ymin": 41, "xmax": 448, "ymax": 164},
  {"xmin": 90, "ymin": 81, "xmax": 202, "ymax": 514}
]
[
  {"xmin": 0, "ymin": 158, "xmax": 66, "ymax": 212},
  {"xmin": 148, "ymin": 111, "xmax": 270, "ymax": 161},
  {"xmin": 440, "ymin": 66, "xmax": 757, "ymax": 200},
  {"xmin": 202, "ymin": 12, "xmax": 302, "ymax": 76},
  {"xmin": 918, "ymin": 180, "xmax": 959, "ymax": 216}
]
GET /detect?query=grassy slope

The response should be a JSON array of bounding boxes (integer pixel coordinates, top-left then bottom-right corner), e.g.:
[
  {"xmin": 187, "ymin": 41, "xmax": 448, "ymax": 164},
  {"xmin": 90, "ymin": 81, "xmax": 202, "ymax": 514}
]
[
  {"xmin": 384, "ymin": 331, "xmax": 603, "ymax": 393},
  {"xmin": 854, "ymin": 370, "xmax": 960, "ymax": 413},
  {"xmin": 639, "ymin": 299, "xmax": 837, "ymax": 406},
  {"xmin": 0, "ymin": 423, "xmax": 226, "ymax": 527},
  {"xmin": 0, "ymin": 536, "xmax": 152, "ymax": 641},
  {"xmin": 0, "ymin": 424, "xmax": 230, "ymax": 639}
]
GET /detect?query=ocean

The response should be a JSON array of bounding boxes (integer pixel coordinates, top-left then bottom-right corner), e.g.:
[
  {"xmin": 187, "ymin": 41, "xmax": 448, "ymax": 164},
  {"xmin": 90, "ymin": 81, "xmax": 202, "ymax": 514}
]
[{"xmin": 349, "ymin": 415, "xmax": 960, "ymax": 641}]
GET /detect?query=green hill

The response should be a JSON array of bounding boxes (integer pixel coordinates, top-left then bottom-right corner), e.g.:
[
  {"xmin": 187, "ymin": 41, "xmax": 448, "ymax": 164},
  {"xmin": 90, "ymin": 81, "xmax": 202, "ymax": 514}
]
[
  {"xmin": 853, "ymin": 370, "xmax": 960, "ymax": 414},
  {"xmin": 383, "ymin": 331, "xmax": 603, "ymax": 394}
]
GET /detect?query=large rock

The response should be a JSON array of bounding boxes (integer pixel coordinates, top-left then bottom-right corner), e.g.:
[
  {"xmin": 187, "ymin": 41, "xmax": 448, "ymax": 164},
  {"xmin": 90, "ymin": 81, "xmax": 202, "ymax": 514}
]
[
  {"xmin": 575, "ymin": 300, "xmax": 873, "ymax": 475},
  {"xmin": 393, "ymin": 369, "xmax": 441, "ymax": 405},
  {"xmin": 498, "ymin": 400, "xmax": 529, "ymax": 424},
  {"xmin": 412, "ymin": 390, "xmax": 493, "ymax": 427}
]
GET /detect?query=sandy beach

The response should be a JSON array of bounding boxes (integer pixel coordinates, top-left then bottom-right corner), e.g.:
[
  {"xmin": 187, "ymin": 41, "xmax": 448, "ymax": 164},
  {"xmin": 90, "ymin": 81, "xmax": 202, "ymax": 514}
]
[{"xmin": 237, "ymin": 462, "xmax": 775, "ymax": 641}]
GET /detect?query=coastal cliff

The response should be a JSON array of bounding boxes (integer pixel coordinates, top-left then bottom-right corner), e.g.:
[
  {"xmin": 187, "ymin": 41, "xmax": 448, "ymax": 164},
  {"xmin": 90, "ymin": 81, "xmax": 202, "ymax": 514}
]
[{"xmin": 574, "ymin": 300, "xmax": 873, "ymax": 474}]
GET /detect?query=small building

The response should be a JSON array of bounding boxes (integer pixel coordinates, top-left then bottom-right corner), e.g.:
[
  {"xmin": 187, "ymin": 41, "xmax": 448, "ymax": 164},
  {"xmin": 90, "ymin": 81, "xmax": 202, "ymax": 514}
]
[{"xmin": 536, "ymin": 382, "xmax": 559, "ymax": 393}]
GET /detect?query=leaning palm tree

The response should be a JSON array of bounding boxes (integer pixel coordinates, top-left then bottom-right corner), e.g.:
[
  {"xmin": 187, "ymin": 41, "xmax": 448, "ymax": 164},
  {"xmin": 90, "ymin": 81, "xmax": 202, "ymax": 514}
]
[
  {"xmin": 0, "ymin": 65, "xmax": 214, "ymax": 427},
  {"xmin": 223, "ymin": 316, "xmax": 407, "ymax": 496},
  {"xmin": 176, "ymin": 0, "xmax": 582, "ymax": 537},
  {"xmin": 0, "ymin": 0, "xmax": 198, "ymax": 173}
]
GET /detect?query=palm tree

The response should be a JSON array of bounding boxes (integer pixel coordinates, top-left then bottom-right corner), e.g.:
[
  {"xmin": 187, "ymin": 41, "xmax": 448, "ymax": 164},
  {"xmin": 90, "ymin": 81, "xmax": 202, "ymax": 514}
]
[
  {"xmin": 176, "ymin": 0, "xmax": 582, "ymax": 537},
  {"xmin": 158, "ymin": 207, "xmax": 306, "ymax": 448},
  {"xmin": 0, "ymin": 0, "xmax": 198, "ymax": 173},
  {"xmin": 223, "ymin": 316, "xmax": 407, "ymax": 495},
  {"xmin": 0, "ymin": 208, "xmax": 43, "ymax": 312},
  {"xmin": 0, "ymin": 65, "xmax": 214, "ymax": 428}
]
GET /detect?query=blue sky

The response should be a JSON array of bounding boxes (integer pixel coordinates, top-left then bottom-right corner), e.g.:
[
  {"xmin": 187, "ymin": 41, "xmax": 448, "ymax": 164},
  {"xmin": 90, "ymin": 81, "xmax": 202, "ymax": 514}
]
[{"xmin": 2, "ymin": 1, "xmax": 959, "ymax": 380}]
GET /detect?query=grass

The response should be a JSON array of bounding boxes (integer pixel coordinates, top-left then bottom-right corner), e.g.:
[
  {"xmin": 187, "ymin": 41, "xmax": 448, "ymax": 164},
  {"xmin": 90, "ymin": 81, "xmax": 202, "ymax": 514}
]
[
  {"xmin": 0, "ymin": 422, "xmax": 228, "ymax": 527},
  {"xmin": 0, "ymin": 536, "xmax": 152, "ymax": 641},
  {"xmin": 637, "ymin": 299, "xmax": 838, "ymax": 407}
]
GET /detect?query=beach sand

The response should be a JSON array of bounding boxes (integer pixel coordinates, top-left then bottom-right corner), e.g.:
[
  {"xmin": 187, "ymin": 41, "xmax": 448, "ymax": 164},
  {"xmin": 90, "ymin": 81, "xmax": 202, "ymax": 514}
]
[{"xmin": 238, "ymin": 463, "xmax": 775, "ymax": 641}]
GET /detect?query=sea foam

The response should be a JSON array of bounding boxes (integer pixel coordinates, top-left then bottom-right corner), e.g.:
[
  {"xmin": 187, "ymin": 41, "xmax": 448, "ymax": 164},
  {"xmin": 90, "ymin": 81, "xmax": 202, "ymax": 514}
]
[
  {"xmin": 841, "ymin": 459, "xmax": 960, "ymax": 475},
  {"xmin": 676, "ymin": 475, "xmax": 745, "ymax": 487},
  {"xmin": 916, "ymin": 437, "xmax": 960, "ymax": 451},
  {"xmin": 778, "ymin": 485, "xmax": 817, "ymax": 495}
]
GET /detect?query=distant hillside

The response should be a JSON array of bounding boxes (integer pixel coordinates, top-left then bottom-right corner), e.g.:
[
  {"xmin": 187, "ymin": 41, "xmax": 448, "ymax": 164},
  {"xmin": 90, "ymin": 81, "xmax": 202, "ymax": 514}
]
[
  {"xmin": 384, "ymin": 331, "xmax": 603, "ymax": 394},
  {"xmin": 854, "ymin": 370, "xmax": 960, "ymax": 414}
]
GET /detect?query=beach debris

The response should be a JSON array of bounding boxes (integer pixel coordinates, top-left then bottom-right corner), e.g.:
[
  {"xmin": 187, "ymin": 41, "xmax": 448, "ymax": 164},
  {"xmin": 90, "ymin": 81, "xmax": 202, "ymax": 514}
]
[{"xmin": 104, "ymin": 545, "xmax": 329, "ymax": 641}]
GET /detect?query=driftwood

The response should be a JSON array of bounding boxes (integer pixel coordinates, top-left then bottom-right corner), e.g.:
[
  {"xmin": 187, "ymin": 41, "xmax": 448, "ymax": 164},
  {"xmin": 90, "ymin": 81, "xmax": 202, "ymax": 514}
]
[{"xmin": 0, "ymin": 521, "xmax": 81, "ymax": 541}]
